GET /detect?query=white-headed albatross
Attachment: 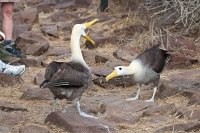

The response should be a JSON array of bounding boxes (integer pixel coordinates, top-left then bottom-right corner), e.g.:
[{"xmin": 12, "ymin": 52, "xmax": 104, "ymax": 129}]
[
  {"xmin": 106, "ymin": 44, "xmax": 170, "ymax": 102},
  {"xmin": 40, "ymin": 19, "xmax": 99, "ymax": 118}
]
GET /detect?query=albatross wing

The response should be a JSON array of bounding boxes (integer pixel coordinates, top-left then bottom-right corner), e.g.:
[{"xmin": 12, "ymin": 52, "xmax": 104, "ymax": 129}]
[
  {"xmin": 135, "ymin": 44, "xmax": 170, "ymax": 73},
  {"xmin": 41, "ymin": 61, "xmax": 91, "ymax": 88}
]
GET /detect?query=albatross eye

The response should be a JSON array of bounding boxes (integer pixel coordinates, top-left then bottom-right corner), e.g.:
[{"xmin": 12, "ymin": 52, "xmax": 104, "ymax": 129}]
[{"xmin": 119, "ymin": 67, "xmax": 122, "ymax": 70}]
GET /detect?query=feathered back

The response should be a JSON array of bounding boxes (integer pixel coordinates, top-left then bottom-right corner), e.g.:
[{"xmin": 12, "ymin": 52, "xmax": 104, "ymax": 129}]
[
  {"xmin": 42, "ymin": 61, "xmax": 91, "ymax": 88},
  {"xmin": 136, "ymin": 44, "xmax": 170, "ymax": 73}
]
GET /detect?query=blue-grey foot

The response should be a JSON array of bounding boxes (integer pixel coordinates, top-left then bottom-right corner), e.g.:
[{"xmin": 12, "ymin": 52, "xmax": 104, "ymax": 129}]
[
  {"xmin": 126, "ymin": 97, "xmax": 138, "ymax": 101},
  {"xmin": 126, "ymin": 84, "xmax": 141, "ymax": 101},
  {"xmin": 76, "ymin": 100, "xmax": 98, "ymax": 119},
  {"xmin": 145, "ymin": 87, "xmax": 157, "ymax": 102}
]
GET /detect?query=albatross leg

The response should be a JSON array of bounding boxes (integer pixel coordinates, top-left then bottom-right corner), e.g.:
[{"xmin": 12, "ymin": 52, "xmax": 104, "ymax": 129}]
[
  {"xmin": 126, "ymin": 84, "xmax": 141, "ymax": 101},
  {"xmin": 76, "ymin": 100, "xmax": 98, "ymax": 119},
  {"xmin": 145, "ymin": 86, "xmax": 157, "ymax": 102},
  {"xmin": 52, "ymin": 96, "xmax": 57, "ymax": 112}
]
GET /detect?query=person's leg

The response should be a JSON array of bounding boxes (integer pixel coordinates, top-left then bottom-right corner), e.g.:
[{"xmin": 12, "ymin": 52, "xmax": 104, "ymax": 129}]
[
  {"xmin": 1, "ymin": 2, "xmax": 26, "ymax": 58},
  {"xmin": 100, "ymin": 0, "xmax": 108, "ymax": 12},
  {"xmin": 0, "ymin": 3, "xmax": 2, "ymax": 31},
  {"xmin": 1, "ymin": 2, "xmax": 13, "ymax": 40},
  {"xmin": 0, "ymin": 30, "xmax": 10, "ymax": 63},
  {"xmin": 0, "ymin": 3, "xmax": 11, "ymax": 63},
  {"xmin": 0, "ymin": 41, "xmax": 11, "ymax": 63}
]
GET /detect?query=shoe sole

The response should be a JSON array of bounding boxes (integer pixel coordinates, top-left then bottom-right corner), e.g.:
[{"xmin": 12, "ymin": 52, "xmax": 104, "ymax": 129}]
[{"xmin": 18, "ymin": 67, "xmax": 26, "ymax": 76}]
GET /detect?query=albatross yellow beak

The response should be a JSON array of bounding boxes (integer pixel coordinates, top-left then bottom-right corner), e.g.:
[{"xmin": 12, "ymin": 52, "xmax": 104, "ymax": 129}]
[
  {"xmin": 84, "ymin": 19, "xmax": 99, "ymax": 28},
  {"xmin": 84, "ymin": 19, "xmax": 99, "ymax": 45},
  {"xmin": 106, "ymin": 70, "xmax": 118, "ymax": 81},
  {"xmin": 84, "ymin": 35, "xmax": 95, "ymax": 45}
]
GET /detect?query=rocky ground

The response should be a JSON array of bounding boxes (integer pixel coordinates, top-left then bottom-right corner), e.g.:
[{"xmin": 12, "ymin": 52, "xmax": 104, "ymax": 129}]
[{"xmin": 0, "ymin": 0, "xmax": 200, "ymax": 133}]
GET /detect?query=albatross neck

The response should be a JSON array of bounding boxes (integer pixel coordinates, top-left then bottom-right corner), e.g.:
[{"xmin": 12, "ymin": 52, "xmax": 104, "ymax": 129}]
[
  {"xmin": 128, "ymin": 59, "xmax": 143, "ymax": 74},
  {"xmin": 70, "ymin": 32, "xmax": 88, "ymax": 67}
]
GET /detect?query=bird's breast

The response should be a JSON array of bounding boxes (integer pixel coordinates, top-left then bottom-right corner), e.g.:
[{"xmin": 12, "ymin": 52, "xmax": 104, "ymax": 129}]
[{"xmin": 132, "ymin": 67, "xmax": 159, "ymax": 84}]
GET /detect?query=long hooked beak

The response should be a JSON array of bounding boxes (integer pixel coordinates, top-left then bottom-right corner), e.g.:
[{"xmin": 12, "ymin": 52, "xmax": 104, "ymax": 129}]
[
  {"xmin": 84, "ymin": 19, "xmax": 99, "ymax": 45},
  {"xmin": 84, "ymin": 19, "xmax": 99, "ymax": 28},
  {"xmin": 106, "ymin": 70, "xmax": 118, "ymax": 81},
  {"xmin": 84, "ymin": 35, "xmax": 95, "ymax": 45}
]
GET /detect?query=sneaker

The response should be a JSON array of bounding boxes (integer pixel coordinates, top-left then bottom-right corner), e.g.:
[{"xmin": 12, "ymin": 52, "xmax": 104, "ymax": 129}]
[
  {"xmin": 4, "ymin": 40, "xmax": 26, "ymax": 58},
  {"xmin": 3, "ymin": 64, "xmax": 25, "ymax": 76}
]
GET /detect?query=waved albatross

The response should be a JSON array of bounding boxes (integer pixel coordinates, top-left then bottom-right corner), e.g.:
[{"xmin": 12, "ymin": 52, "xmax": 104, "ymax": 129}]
[
  {"xmin": 106, "ymin": 44, "xmax": 170, "ymax": 102},
  {"xmin": 40, "ymin": 19, "xmax": 99, "ymax": 118}
]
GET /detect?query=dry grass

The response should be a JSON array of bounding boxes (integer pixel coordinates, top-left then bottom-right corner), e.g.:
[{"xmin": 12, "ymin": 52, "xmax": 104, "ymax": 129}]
[{"xmin": 142, "ymin": 0, "xmax": 200, "ymax": 40}]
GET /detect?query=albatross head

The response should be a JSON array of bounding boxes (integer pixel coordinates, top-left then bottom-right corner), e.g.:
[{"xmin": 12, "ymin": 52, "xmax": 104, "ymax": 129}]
[
  {"xmin": 106, "ymin": 60, "xmax": 142, "ymax": 81},
  {"xmin": 70, "ymin": 19, "xmax": 99, "ymax": 65},
  {"xmin": 72, "ymin": 19, "xmax": 99, "ymax": 45},
  {"xmin": 106, "ymin": 66, "xmax": 132, "ymax": 81}
]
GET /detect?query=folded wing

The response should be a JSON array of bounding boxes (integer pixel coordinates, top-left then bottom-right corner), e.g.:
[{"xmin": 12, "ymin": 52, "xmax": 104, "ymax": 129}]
[{"xmin": 41, "ymin": 61, "xmax": 91, "ymax": 89}]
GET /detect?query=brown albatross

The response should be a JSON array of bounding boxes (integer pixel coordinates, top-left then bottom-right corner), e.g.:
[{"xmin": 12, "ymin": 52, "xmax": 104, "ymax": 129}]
[
  {"xmin": 40, "ymin": 19, "xmax": 98, "ymax": 118},
  {"xmin": 106, "ymin": 44, "xmax": 170, "ymax": 102}
]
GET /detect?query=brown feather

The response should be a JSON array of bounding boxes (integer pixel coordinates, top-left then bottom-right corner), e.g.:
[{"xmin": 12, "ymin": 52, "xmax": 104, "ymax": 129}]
[
  {"xmin": 40, "ymin": 61, "xmax": 91, "ymax": 101},
  {"xmin": 135, "ymin": 44, "xmax": 170, "ymax": 73}
]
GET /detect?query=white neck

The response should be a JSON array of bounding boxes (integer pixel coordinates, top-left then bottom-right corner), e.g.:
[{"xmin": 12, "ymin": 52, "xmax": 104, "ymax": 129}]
[
  {"xmin": 128, "ymin": 60, "xmax": 143, "ymax": 74},
  {"xmin": 69, "ymin": 31, "xmax": 88, "ymax": 67}
]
